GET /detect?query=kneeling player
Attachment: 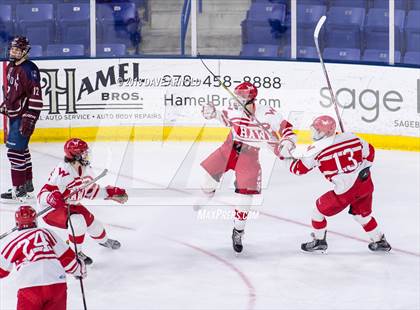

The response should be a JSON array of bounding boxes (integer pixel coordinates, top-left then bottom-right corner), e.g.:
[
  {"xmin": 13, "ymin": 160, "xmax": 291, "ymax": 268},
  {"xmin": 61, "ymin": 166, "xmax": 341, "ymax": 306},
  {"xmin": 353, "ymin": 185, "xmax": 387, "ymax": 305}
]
[
  {"xmin": 37, "ymin": 138, "xmax": 128, "ymax": 264},
  {"xmin": 198, "ymin": 82, "xmax": 296, "ymax": 253},
  {"xmin": 289, "ymin": 115, "xmax": 391, "ymax": 252},
  {"xmin": 0, "ymin": 205, "xmax": 86, "ymax": 310}
]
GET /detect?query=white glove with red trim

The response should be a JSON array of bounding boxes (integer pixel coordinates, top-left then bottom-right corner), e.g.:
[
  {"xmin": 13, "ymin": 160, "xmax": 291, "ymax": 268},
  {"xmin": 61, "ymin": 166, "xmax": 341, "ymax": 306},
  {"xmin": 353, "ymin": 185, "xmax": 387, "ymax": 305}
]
[
  {"xmin": 202, "ymin": 103, "xmax": 216, "ymax": 120},
  {"xmin": 274, "ymin": 138, "xmax": 296, "ymax": 160}
]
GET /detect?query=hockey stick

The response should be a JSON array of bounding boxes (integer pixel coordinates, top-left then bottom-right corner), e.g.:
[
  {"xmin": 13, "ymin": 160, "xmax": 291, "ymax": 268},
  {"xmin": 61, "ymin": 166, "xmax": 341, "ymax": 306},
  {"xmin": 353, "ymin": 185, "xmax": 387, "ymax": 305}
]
[
  {"xmin": 0, "ymin": 169, "xmax": 108, "ymax": 240},
  {"xmin": 64, "ymin": 168, "xmax": 109, "ymax": 310},
  {"xmin": 314, "ymin": 16, "xmax": 345, "ymax": 132},
  {"xmin": 198, "ymin": 56, "xmax": 282, "ymax": 145},
  {"xmin": 67, "ymin": 206, "xmax": 88, "ymax": 310}
]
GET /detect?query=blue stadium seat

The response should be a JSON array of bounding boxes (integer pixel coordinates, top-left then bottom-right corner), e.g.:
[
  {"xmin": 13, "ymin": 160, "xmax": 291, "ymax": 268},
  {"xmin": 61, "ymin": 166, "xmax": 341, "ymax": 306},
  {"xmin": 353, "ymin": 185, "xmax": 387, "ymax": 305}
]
[
  {"xmin": 372, "ymin": 0, "xmax": 408, "ymax": 10},
  {"xmin": 240, "ymin": 44, "xmax": 279, "ymax": 57},
  {"xmin": 298, "ymin": 0, "xmax": 327, "ymax": 4},
  {"xmin": 405, "ymin": 11, "xmax": 420, "ymax": 52},
  {"xmin": 362, "ymin": 49, "xmax": 401, "ymax": 63},
  {"xmin": 329, "ymin": 0, "xmax": 368, "ymax": 9},
  {"xmin": 47, "ymin": 44, "xmax": 85, "ymax": 57},
  {"xmin": 16, "ymin": 4, "xmax": 55, "ymax": 48},
  {"xmin": 30, "ymin": 45, "xmax": 43, "ymax": 58},
  {"xmin": 282, "ymin": 46, "xmax": 318, "ymax": 59},
  {"xmin": 364, "ymin": 9, "xmax": 405, "ymax": 51},
  {"xmin": 242, "ymin": 23, "xmax": 282, "ymax": 44},
  {"xmin": 57, "ymin": 3, "xmax": 90, "ymax": 46},
  {"xmin": 323, "ymin": 47, "xmax": 361, "ymax": 61},
  {"xmin": 297, "ymin": 5, "xmax": 327, "ymax": 28},
  {"xmin": 97, "ymin": 43, "xmax": 127, "ymax": 57},
  {"xmin": 0, "ymin": 5, "xmax": 14, "ymax": 40},
  {"xmin": 410, "ymin": 0, "xmax": 420, "ymax": 10},
  {"xmin": 325, "ymin": 7, "xmax": 365, "ymax": 48},
  {"xmin": 403, "ymin": 51, "xmax": 420, "ymax": 65},
  {"xmin": 246, "ymin": 2, "xmax": 286, "ymax": 33},
  {"xmin": 296, "ymin": 5, "xmax": 327, "ymax": 46},
  {"xmin": 97, "ymin": 3, "xmax": 141, "ymax": 47}
]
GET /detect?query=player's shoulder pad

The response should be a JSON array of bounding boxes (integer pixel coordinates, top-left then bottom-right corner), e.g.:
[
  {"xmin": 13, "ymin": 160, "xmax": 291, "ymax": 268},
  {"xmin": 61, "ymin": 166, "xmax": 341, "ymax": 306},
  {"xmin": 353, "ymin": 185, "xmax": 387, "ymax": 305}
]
[{"xmin": 21, "ymin": 61, "xmax": 40, "ymax": 83}]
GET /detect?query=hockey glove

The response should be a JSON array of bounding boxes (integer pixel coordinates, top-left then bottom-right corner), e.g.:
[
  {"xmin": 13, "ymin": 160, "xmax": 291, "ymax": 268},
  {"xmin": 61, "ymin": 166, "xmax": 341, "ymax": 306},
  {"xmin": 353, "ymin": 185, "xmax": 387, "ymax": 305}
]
[
  {"xmin": 274, "ymin": 138, "xmax": 296, "ymax": 160},
  {"xmin": 73, "ymin": 259, "xmax": 87, "ymax": 280},
  {"xmin": 20, "ymin": 111, "xmax": 39, "ymax": 137},
  {"xmin": 46, "ymin": 190, "xmax": 67, "ymax": 209},
  {"xmin": 105, "ymin": 186, "xmax": 128, "ymax": 204},
  {"xmin": 0, "ymin": 102, "xmax": 7, "ymax": 116},
  {"xmin": 202, "ymin": 103, "xmax": 216, "ymax": 120}
]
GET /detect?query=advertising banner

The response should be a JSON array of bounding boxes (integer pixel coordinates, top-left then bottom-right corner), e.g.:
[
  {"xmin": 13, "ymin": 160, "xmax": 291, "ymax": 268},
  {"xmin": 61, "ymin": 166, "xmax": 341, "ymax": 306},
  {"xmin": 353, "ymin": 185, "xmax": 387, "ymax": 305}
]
[{"xmin": 2, "ymin": 58, "xmax": 419, "ymax": 140}]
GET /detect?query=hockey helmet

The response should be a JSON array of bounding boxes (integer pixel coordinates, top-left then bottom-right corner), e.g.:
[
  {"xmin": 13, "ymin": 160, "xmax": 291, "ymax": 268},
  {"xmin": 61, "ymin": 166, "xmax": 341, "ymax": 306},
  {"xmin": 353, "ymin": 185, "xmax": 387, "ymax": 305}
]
[
  {"xmin": 234, "ymin": 82, "xmax": 258, "ymax": 104},
  {"xmin": 15, "ymin": 205, "xmax": 37, "ymax": 230},
  {"xmin": 64, "ymin": 138, "xmax": 90, "ymax": 166},
  {"xmin": 9, "ymin": 36, "xmax": 31, "ymax": 62},
  {"xmin": 310, "ymin": 115, "xmax": 336, "ymax": 141}
]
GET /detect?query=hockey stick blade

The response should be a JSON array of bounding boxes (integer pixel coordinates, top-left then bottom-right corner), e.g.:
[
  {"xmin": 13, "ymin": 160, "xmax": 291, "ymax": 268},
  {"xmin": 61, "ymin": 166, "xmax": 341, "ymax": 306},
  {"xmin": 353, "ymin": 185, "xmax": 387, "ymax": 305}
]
[
  {"xmin": 314, "ymin": 15, "xmax": 326, "ymax": 40},
  {"xmin": 0, "ymin": 169, "xmax": 108, "ymax": 241}
]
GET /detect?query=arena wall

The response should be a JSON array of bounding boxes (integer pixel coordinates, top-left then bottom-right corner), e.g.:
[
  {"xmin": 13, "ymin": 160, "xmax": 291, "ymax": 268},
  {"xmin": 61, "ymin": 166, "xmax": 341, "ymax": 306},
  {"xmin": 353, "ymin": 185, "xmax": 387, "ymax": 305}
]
[{"xmin": 1, "ymin": 58, "xmax": 419, "ymax": 151}]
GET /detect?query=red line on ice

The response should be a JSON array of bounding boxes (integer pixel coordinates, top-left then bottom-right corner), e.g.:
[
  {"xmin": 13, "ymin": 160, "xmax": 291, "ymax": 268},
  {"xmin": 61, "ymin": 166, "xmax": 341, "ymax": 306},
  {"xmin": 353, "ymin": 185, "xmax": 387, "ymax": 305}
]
[{"xmin": 164, "ymin": 237, "xmax": 256, "ymax": 310}]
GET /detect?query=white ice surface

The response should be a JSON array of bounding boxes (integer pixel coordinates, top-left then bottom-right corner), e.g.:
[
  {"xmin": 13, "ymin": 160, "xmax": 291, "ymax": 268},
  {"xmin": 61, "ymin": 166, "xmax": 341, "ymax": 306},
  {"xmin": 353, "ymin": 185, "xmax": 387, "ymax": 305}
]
[{"xmin": 0, "ymin": 141, "xmax": 419, "ymax": 310}]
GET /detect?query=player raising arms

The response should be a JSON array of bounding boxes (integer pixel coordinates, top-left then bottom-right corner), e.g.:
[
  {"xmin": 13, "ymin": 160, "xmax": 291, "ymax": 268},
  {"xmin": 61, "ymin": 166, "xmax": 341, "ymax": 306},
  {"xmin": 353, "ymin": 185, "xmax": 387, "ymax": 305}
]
[
  {"xmin": 198, "ymin": 82, "xmax": 296, "ymax": 253},
  {"xmin": 0, "ymin": 36, "xmax": 43, "ymax": 202},
  {"xmin": 37, "ymin": 138, "xmax": 128, "ymax": 265},
  {"xmin": 0, "ymin": 205, "xmax": 86, "ymax": 310},
  {"xmin": 289, "ymin": 115, "xmax": 391, "ymax": 252}
]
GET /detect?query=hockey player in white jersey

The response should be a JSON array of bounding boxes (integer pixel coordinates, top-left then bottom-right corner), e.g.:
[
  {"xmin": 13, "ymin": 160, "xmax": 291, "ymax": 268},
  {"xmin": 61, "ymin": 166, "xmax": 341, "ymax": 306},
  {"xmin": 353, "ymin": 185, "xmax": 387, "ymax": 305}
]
[
  {"xmin": 0, "ymin": 205, "xmax": 86, "ymax": 310},
  {"xmin": 37, "ymin": 138, "xmax": 128, "ymax": 265},
  {"xmin": 198, "ymin": 81, "xmax": 296, "ymax": 252}
]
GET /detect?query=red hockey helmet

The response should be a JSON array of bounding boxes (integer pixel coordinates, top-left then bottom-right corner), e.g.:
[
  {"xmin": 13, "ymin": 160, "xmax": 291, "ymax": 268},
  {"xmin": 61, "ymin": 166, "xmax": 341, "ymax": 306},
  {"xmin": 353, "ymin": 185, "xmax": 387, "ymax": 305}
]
[
  {"xmin": 9, "ymin": 36, "xmax": 31, "ymax": 62},
  {"xmin": 310, "ymin": 115, "xmax": 336, "ymax": 141},
  {"xmin": 15, "ymin": 205, "xmax": 37, "ymax": 230},
  {"xmin": 234, "ymin": 82, "xmax": 258, "ymax": 103},
  {"xmin": 64, "ymin": 138, "xmax": 90, "ymax": 166}
]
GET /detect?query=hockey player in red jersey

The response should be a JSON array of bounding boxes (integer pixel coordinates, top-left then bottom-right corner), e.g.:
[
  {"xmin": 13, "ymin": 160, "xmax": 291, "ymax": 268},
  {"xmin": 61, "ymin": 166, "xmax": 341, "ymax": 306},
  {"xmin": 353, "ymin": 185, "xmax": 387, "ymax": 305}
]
[
  {"xmin": 0, "ymin": 205, "xmax": 86, "ymax": 310},
  {"xmin": 37, "ymin": 138, "xmax": 128, "ymax": 265},
  {"xmin": 0, "ymin": 36, "xmax": 43, "ymax": 203},
  {"xmin": 198, "ymin": 82, "xmax": 296, "ymax": 253},
  {"xmin": 289, "ymin": 115, "xmax": 391, "ymax": 252}
]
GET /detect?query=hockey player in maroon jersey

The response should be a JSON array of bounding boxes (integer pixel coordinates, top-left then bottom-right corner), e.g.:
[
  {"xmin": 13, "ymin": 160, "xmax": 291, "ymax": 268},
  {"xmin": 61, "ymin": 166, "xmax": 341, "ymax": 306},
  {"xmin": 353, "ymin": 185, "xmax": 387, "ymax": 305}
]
[
  {"xmin": 0, "ymin": 205, "xmax": 86, "ymax": 310},
  {"xmin": 37, "ymin": 138, "xmax": 128, "ymax": 265},
  {"xmin": 0, "ymin": 36, "xmax": 43, "ymax": 203},
  {"xmin": 198, "ymin": 82, "xmax": 296, "ymax": 253},
  {"xmin": 289, "ymin": 115, "xmax": 391, "ymax": 252}
]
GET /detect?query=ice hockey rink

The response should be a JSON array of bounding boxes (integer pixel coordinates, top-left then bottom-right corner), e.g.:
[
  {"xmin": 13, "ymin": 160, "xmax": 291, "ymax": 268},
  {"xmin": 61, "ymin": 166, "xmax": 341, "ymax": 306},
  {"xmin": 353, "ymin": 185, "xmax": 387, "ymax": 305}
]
[{"xmin": 1, "ymin": 141, "xmax": 419, "ymax": 310}]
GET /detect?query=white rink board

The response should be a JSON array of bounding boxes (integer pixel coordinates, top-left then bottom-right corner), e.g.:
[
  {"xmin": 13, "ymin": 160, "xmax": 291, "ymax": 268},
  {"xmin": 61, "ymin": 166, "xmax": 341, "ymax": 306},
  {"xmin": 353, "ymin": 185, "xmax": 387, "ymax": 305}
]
[{"xmin": 2, "ymin": 58, "xmax": 420, "ymax": 136}]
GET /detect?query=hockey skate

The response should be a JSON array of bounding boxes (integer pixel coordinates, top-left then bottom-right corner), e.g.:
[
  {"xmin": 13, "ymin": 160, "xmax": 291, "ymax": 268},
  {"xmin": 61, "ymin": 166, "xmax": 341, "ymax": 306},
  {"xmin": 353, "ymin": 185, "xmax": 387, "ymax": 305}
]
[
  {"xmin": 368, "ymin": 235, "xmax": 391, "ymax": 252},
  {"xmin": 24, "ymin": 180, "xmax": 35, "ymax": 199},
  {"xmin": 0, "ymin": 185, "xmax": 29, "ymax": 203},
  {"xmin": 301, "ymin": 232, "xmax": 328, "ymax": 253},
  {"xmin": 232, "ymin": 228, "xmax": 244, "ymax": 253},
  {"xmin": 78, "ymin": 251, "xmax": 93, "ymax": 265},
  {"xmin": 99, "ymin": 238, "xmax": 121, "ymax": 250}
]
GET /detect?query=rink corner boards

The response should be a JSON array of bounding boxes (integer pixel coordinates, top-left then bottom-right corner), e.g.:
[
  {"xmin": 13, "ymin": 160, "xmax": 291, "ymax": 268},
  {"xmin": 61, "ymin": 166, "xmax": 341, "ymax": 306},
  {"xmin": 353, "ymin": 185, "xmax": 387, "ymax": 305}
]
[{"xmin": 0, "ymin": 126, "xmax": 419, "ymax": 152}]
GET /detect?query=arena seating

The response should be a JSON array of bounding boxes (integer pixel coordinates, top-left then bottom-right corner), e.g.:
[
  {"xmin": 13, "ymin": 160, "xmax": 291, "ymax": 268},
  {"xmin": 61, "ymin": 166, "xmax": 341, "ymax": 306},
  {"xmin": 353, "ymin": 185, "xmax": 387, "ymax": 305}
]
[
  {"xmin": 46, "ymin": 44, "xmax": 85, "ymax": 57},
  {"xmin": 323, "ymin": 47, "xmax": 361, "ymax": 61},
  {"xmin": 362, "ymin": 49, "xmax": 401, "ymax": 62},
  {"xmin": 0, "ymin": 1, "xmax": 142, "ymax": 58},
  {"xmin": 242, "ymin": 0, "xmax": 419, "ymax": 65},
  {"xmin": 16, "ymin": 4, "xmax": 55, "ymax": 49},
  {"xmin": 97, "ymin": 43, "xmax": 127, "ymax": 57}
]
